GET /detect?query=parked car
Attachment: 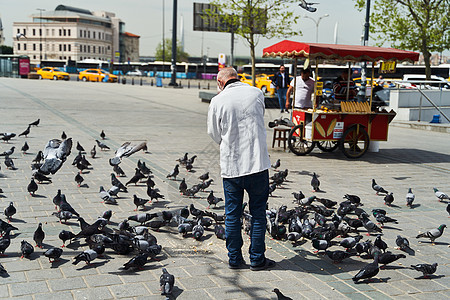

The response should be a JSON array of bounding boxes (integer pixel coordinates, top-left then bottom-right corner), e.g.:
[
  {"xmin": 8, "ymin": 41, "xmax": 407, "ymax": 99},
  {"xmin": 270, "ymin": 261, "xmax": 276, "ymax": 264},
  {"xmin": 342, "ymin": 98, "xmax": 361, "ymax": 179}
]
[
  {"xmin": 256, "ymin": 74, "xmax": 275, "ymax": 95},
  {"xmin": 78, "ymin": 69, "xmax": 118, "ymax": 82},
  {"xmin": 126, "ymin": 69, "xmax": 143, "ymax": 76},
  {"xmin": 37, "ymin": 67, "xmax": 69, "ymax": 80},
  {"xmin": 238, "ymin": 73, "xmax": 253, "ymax": 86},
  {"xmin": 401, "ymin": 74, "xmax": 450, "ymax": 89}
]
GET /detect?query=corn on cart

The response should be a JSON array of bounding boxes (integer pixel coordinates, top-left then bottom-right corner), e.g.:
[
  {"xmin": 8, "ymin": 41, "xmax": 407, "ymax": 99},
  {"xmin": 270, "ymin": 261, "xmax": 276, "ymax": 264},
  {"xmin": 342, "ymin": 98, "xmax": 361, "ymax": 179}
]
[{"xmin": 263, "ymin": 41, "xmax": 419, "ymax": 158}]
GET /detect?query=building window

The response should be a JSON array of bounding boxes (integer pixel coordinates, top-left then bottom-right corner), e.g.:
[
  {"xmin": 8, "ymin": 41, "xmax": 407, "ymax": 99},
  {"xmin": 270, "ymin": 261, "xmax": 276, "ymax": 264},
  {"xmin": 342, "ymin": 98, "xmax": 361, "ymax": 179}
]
[
  {"xmin": 46, "ymin": 29, "xmax": 49, "ymax": 36},
  {"xmin": 93, "ymin": 46, "xmax": 95, "ymax": 54},
  {"xmin": 59, "ymin": 56, "xmax": 62, "ymax": 60},
  {"xmin": 24, "ymin": 44, "xmax": 27, "ymax": 50},
  {"xmin": 33, "ymin": 29, "xmax": 36, "ymax": 36},
  {"xmin": 33, "ymin": 55, "xmax": 36, "ymax": 59},
  {"xmin": 17, "ymin": 28, "xmax": 20, "ymax": 34},
  {"xmin": 68, "ymin": 45, "xmax": 71, "ymax": 51},
  {"xmin": 63, "ymin": 44, "xmax": 66, "ymax": 51},
  {"xmin": 52, "ymin": 44, "xmax": 55, "ymax": 51},
  {"xmin": 93, "ymin": 32, "xmax": 96, "ymax": 39},
  {"xmin": 23, "ymin": 29, "xmax": 26, "ymax": 36},
  {"xmin": 68, "ymin": 56, "xmax": 71, "ymax": 61},
  {"xmin": 59, "ymin": 29, "xmax": 62, "ymax": 36},
  {"xmin": 39, "ymin": 44, "xmax": 42, "ymax": 51},
  {"xmin": 84, "ymin": 45, "xmax": 86, "ymax": 52},
  {"xmin": 63, "ymin": 29, "xmax": 66, "ymax": 36},
  {"xmin": 18, "ymin": 44, "xmax": 20, "ymax": 50},
  {"xmin": 68, "ymin": 29, "xmax": 71, "ymax": 36},
  {"xmin": 80, "ymin": 30, "xmax": 82, "ymax": 37},
  {"xmin": 52, "ymin": 29, "xmax": 55, "ymax": 36},
  {"xmin": 87, "ymin": 46, "xmax": 90, "ymax": 53},
  {"xmin": 79, "ymin": 45, "xmax": 82, "ymax": 52},
  {"xmin": 39, "ymin": 29, "xmax": 42, "ymax": 36},
  {"xmin": 33, "ymin": 44, "xmax": 36, "ymax": 51},
  {"xmin": 88, "ymin": 31, "xmax": 90, "ymax": 38},
  {"xmin": 59, "ymin": 44, "xmax": 62, "ymax": 51}
]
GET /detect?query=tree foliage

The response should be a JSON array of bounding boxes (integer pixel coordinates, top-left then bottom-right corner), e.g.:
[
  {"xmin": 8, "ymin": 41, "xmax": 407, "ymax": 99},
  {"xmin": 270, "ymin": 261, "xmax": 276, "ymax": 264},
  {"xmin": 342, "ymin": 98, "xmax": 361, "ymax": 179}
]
[
  {"xmin": 208, "ymin": 0, "xmax": 301, "ymax": 85},
  {"xmin": 0, "ymin": 45, "xmax": 13, "ymax": 54},
  {"xmin": 355, "ymin": 0, "xmax": 450, "ymax": 79},
  {"xmin": 155, "ymin": 39, "xmax": 189, "ymax": 63}
]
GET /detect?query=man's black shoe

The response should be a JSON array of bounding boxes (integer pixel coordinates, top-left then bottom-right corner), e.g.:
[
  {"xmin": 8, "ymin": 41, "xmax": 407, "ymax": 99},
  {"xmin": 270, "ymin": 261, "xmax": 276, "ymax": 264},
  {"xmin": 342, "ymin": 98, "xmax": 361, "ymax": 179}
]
[{"xmin": 250, "ymin": 258, "xmax": 276, "ymax": 271}]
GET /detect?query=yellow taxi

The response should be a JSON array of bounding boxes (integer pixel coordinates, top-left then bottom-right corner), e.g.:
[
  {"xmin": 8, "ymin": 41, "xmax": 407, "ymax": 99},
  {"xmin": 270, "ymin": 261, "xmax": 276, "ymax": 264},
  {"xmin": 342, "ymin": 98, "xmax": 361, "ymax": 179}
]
[
  {"xmin": 78, "ymin": 69, "xmax": 118, "ymax": 83},
  {"xmin": 37, "ymin": 67, "xmax": 70, "ymax": 80},
  {"xmin": 256, "ymin": 74, "xmax": 275, "ymax": 95},
  {"xmin": 238, "ymin": 73, "xmax": 253, "ymax": 86}
]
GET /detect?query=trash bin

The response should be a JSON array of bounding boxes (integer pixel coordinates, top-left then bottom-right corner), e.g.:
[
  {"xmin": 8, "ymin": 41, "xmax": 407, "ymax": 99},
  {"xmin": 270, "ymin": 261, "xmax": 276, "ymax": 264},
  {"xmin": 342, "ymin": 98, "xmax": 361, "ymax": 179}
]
[
  {"xmin": 156, "ymin": 77, "xmax": 163, "ymax": 87},
  {"xmin": 430, "ymin": 114, "xmax": 441, "ymax": 123}
]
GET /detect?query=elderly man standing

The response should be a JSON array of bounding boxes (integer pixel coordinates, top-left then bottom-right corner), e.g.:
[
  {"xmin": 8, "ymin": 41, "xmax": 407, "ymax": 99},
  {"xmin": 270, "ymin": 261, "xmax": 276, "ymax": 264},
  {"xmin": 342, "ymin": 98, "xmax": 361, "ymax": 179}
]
[{"xmin": 207, "ymin": 67, "xmax": 275, "ymax": 271}]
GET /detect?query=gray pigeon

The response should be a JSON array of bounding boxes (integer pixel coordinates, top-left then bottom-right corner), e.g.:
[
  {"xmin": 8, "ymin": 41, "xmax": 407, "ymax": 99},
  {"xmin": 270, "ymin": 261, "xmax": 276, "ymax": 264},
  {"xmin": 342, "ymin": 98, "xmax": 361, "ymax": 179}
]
[
  {"xmin": 406, "ymin": 188, "xmax": 415, "ymax": 207},
  {"xmin": 4, "ymin": 156, "xmax": 15, "ymax": 170},
  {"xmin": 73, "ymin": 248, "xmax": 100, "ymax": 265},
  {"xmin": 271, "ymin": 159, "xmax": 281, "ymax": 169},
  {"xmin": 410, "ymin": 263, "xmax": 438, "ymax": 278},
  {"xmin": 416, "ymin": 224, "xmax": 446, "ymax": 245},
  {"xmin": 433, "ymin": 188, "xmax": 449, "ymax": 202},
  {"xmin": 95, "ymin": 140, "xmax": 110, "ymax": 150},
  {"xmin": 20, "ymin": 240, "xmax": 34, "ymax": 258},
  {"xmin": 160, "ymin": 268, "xmax": 175, "ymax": 296},
  {"xmin": 0, "ymin": 262, "xmax": 7, "ymax": 275},
  {"xmin": 33, "ymin": 223, "xmax": 45, "ymax": 248},
  {"xmin": 395, "ymin": 235, "xmax": 412, "ymax": 252},
  {"xmin": 311, "ymin": 173, "xmax": 320, "ymax": 191},
  {"xmin": 4, "ymin": 202, "xmax": 16, "ymax": 222},
  {"xmin": 372, "ymin": 179, "xmax": 388, "ymax": 195},
  {"xmin": 384, "ymin": 192, "xmax": 394, "ymax": 206},
  {"xmin": 44, "ymin": 247, "xmax": 63, "ymax": 262}
]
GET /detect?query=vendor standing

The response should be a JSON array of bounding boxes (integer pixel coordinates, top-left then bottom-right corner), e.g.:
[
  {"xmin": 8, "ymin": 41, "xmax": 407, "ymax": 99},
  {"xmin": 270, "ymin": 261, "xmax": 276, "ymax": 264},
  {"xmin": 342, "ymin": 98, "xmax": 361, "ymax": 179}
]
[
  {"xmin": 333, "ymin": 70, "xmax": 357, "ymax": 101},
  {"xmin": 285, "ymin": 68, "xmax": 315, "ymax": 109}
]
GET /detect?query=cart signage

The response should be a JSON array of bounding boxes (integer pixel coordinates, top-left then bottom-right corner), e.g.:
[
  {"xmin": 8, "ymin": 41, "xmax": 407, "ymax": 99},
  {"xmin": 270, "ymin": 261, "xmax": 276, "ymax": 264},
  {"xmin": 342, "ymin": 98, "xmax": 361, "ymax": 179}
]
[
  {"xmin": 380, "ymin": 61, "xmax": 396, "ymax": 74},
  {"xmin": 316, "ymin": 81, "xmax": 323, "ymax": 96},
  {"xmin": 333, "ymin": 122, "xmax": 344, "ymax": 139}
]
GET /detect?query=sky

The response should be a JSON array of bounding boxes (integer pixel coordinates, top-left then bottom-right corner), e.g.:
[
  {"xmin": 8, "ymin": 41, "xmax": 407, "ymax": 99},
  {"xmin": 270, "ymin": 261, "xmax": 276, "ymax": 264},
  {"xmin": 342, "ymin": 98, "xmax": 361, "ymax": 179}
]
[{"xmin": 1, "ymin": 0, "xmax": 445, "ymax": 60}]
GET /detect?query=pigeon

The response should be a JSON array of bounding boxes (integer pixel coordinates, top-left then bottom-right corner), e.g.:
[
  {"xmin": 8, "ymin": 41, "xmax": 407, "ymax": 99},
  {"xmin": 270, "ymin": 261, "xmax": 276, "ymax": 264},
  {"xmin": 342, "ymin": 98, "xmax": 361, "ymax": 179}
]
[
  {"xmin": 272, "ymin": 288, "xmax": 293, "ymax": 300},
  {"xmin": 299, "ymin": 0, "xmax": 318, "ymax": 13},
  {"xmin": 316, "ymin": 198, "xmax": 337, "ymax": 209},
  {"xmin": 395, "ymin": 235, "xmax": 412, "ymax": 252},
  {"xmin": 59, "ymin": 230, "xmax": 75, "ymax": 247},
  {"xmin": 133, "ymin": 195, "xmax": 150, "ymax": 211},
  {"xmin": 20, "ymin": 240, "xmax": 34, "ymax": 258},
  {"xmin": 107, "ymin": 185, "xmax": 120, "ymax": 197},
  {"xmin": 111, "ymin": 141, "xmax": 148, "ymax": 164},
  {"xmin": 340, "ymin": 235, "xmax": 362, "ymax": 250},
  {"xmin": 137, "ymin": 160, "xmax": 152, "ymax": 175},
  {"xmin": 177, "ymin": 153, "xmax": 188, "ymax": 165},
  {"xmin": 126, "ymin": 169, "xmax": 145, "ymax": 186},
  {"xmin": 416, "ymin": 224, "xmax": 446, "ymax": 245},
  {"xmin": 373, "ymin": 212, "xmax": 397, "ymax": 227},
  {"xmin": 311, "ymin": 173, "xmax": 320, "ymax": 191},
  {"xmin": 21, "ymin": 141, "xmax": 29, "ymax": 153},
  {"xmin": 271, "ymin": 159, "xmax": 281, "ymax": 169},
  {"xmin": 76, "ymin": 141, "xmax": 85, "ymax": 152},
  {"xmin": 39, "ymin": 138, "xmax": 73, "ymax": 175},
  {"xmin": 433, "ymin": 187, "xmax": 449, "ymax": 202},
  {"xmin": 292, "ymin": 191, "xmax": 305, "ymax": 204},
  {"xmin": 111, "ymin": 173, "xmax": 127, "ymax": 192},
  {"xmin": 361, "ymin": 216, "xmax": 382, "ymax": 235},
  {"xmin": 0, "ymin": 263, "xmax": 7, "ymax": 275},
  {"xmin": 186, "ymin": 155, "xmax": 197, "ymax": 165},
  {"xmin": 128, "ymin": 213, "xmax": 158, "ymax": 225},
  {"xmin": 99, "ymin": 186, "xmax": 116, "ymax": 204},
  {"xmin": 406, "ymin": 188, "xmax": 415, "ymax": 207},
  {"xmin": 343, "ymin": 194, "xmax": 361, "ymax": 206},
  {"xmin": 384, "ymin": 192, "xmax": 394, "ymax": 206},
  {"xmin": 4, "ymin": 202, "xmax": 16, "ymax": 222},
  {"xmin": 61, "ymin": 131, "xmax": 67, "ymax": 140},
  {"xmin": 372, "ymin": 179, "xmax": 388, "ymax": 195},
  {"xmin": 18, "ymin": 125, "xmax": 30, "ymax": 137},
  {"xmin": 206, "ymin": 191, "xmax": 223, "ymax": 209},
  {"xmin": 90, "ymin": 145, "xmax": 96, "ymax": 158},
  {"xmin": 325, "ymin": 250, "xmax": 355, "ymax": 263},
  {"xmin": 410, "ymin": 263, "xmax": 438, "ymax": 278},
  {"xmin": 214, "ymin": 224, "xmax": 226, "ymax": 240},
  {"xmin": 57, "ymin": 194, "xmax": 80, "ymax": 217},
  {"xmin": 123, "ymin": 253, "xmax": 149, "ymax": 270},
  {"xmin": 192, "ymin": 222, "xmax": 204, "ymax": 240},
  {"xmin": 33, "ymin": 223, "xmax": 45, "ymax": 248},
  {"xmin": 4, "ymin": 156, "xmax": 16, "ymax": 170},
  {"xmin": 100, "ymin": 130, "xmax": 106, "ymax": 139},
  {"xmin": 0, "ymin": 133, "xmax": 16, "ymax": 143},
  {"xmin": 287, "ymin": 231, "xmax": 302, "ymax": 242},
  {"xmin": 185, "ymin": 161, "xmax": 193, "ymax": 172},
  {"xmin": 189, "ymin": 204, "xmax": 204, "ymax": 219},
  {"xmin": 374, "ymin": 235, "xmax": 388, "ymax": 252},
  {"xmin": 160, "ymin": 268, "xmax": 175, "ymax": 296},
  {"xmin": 312, "ymin": 239, "xmax": 335, "ymax": 253},
  {"xmin": 44, "ymin": 247, "xmax": 63, "ymax": 262},
  {"xmin": 29, "ymin": 119, "xmax": 40, "ymax": 126},
  {"xmin": 0, "ymin": 146, "xmax": 15, "ymax": 156},
  {"xmin": 199, "ymin": 172, "xmax": 209, "ymax": 182},
  {"xmin": 268, "ymin": 183, "xmax": 277, "ymax": 196},
  {"xmin": 73, "ymin": 248, "xmax": 101, "ymax": 265},
  {"xmin": 95, "ymin": 140, "xmax": 110, "ymax": 150},
  {"xmin": 100, "ymin": 210, "xmax": 113, "ymax": 222},
  {"xmin": 32, "ymin": 170, "xmax": 52, "ymax": 184},
  {"xmin": 378, "ymin": 251, "xmax": 406, "ymax": 268},
  {"xmin": 0, "ymin": 228, "xmax": 12, "ymax": 256},
  {"xmin": 32, "ymin": 150, "xmax": 44, "ymax": 163},
  {"xmin": 147, "ymin": 186, "xmax": 164, "ymax": 202},
  {"xmin": 447, "ymin": 203, "xmax": 450, "ymax": 216},
  {"xmin": 75, "ymin": 173, "xmax": 84, "ymax": 187},
  {"xmin": 166, "ymin": 164, "xmax": 179, "ymax": 180},
  {"xmin": 52, "ymin": 211, "xmax": 73, "ymax": 223},
  {"xmin": 113, "ymin": 164, "xmax": 126, "ymax": 177},
  {"xmin": 352, "ymin": 255, "xmax": 379, "ymax": 283},
  {"xmin": 0, "ymin": 219, "xmax": 18, "ymax": 235},
  {"xmin": 75, "ymin": 219, "xmax": 106, "ymax": 239}
]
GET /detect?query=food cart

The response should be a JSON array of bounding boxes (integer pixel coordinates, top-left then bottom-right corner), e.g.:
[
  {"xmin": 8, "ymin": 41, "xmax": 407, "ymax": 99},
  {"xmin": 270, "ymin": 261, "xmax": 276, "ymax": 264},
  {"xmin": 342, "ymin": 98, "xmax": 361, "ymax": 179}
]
[{"xmin": 262, "ymin": 41, "xmax": 419, "ymax": 158}]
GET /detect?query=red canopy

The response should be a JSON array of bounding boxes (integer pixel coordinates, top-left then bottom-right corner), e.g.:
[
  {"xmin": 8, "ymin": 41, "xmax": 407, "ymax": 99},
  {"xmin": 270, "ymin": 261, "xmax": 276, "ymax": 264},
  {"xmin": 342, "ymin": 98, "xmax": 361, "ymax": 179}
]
[{"xmin": 262, "ymin": 40, "xmax": 419, "ymax": 63}]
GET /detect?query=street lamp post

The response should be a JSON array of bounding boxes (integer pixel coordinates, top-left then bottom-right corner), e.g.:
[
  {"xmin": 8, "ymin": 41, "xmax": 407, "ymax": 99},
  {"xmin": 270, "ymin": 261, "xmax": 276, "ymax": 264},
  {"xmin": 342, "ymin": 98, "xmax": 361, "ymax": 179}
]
[
  {"xmin": 37, "ymin": 8, "xmax": 45, "ymax": 67},
  {"xmin": 304, "ymin": 14, "xmax": 329, "ymax": 43}
]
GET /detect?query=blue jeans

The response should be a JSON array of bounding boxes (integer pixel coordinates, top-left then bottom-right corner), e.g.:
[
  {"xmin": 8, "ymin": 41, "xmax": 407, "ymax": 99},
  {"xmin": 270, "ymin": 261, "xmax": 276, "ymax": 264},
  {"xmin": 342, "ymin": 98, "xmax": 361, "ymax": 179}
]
[
  {"xmin": 223, "ymin": 169, "xmax": 269, "ymax": 266},
  {"xmin": 277, "ymin": 88, "xmax": 288, "ymax": 110}
]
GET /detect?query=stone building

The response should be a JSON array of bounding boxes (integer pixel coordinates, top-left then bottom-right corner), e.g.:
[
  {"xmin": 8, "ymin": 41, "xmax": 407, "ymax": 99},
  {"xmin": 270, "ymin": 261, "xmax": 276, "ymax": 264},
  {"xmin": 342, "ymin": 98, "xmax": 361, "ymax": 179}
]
[{"xmin": 122, "ymin": 32, "xmax": 140, "ymax": 62}]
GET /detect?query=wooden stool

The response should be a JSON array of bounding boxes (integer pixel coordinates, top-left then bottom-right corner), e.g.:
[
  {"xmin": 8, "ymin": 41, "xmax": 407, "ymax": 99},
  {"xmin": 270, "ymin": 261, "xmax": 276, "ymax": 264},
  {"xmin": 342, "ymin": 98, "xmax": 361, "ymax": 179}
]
[{"xmin": 272, "ymin": 127, "xmax": 290, "ymax": 150}]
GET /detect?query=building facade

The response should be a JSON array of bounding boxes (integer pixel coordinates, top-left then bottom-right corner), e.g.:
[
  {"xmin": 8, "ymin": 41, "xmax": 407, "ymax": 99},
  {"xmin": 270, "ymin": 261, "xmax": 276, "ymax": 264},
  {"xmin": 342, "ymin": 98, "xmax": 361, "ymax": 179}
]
[
  {"xmin": 13, "ymin": 5, "xmax": 139, "ymax": 65},
  {"xmin": 0, "ymin": 17, "xmax": 5, "ymax": 46},
  {"xmin": 123, "ymin": 32, "xmax": 140, "ymax": 62}
]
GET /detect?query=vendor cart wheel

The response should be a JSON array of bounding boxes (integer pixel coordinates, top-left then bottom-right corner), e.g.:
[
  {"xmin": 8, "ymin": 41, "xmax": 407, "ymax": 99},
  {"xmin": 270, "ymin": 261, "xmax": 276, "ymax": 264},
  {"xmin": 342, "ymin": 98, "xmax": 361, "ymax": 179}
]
[
  {"xmin": 288, "ymin": 124, "xmax": 315, "ymax": 156},
  {"xmin": 317, "ymin": 141, "xmax": 339, "ymax": 152},
  {"xmin": 339, "ymin": 125, "xmax": 370, "ymax": 159}
]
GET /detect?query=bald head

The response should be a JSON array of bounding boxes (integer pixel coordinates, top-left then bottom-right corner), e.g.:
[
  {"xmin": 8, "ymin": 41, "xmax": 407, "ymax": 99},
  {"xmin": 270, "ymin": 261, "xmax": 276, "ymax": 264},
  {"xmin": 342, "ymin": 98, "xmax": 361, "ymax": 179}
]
[{"xmin": 217, "ymin": 67, "xmax": 238, "ymax": 82}]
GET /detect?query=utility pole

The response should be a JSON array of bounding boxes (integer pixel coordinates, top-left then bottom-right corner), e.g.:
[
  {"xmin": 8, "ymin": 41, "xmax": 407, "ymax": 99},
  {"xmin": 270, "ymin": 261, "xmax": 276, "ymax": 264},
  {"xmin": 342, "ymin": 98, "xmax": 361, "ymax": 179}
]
[
  {"xmin": 169, "ymin": 0, "xmax": 178, "ymax": 86},
  {"xmin": 37, "ymin": 8, "xmax": 45, "ymax": 67},
  {"xmin": 357, "ymin": 0, "xmax": 371, "ymax": 102},
  {"xmin": 162, "ymin": 0, "xmax": 165, "ymax": 76}
]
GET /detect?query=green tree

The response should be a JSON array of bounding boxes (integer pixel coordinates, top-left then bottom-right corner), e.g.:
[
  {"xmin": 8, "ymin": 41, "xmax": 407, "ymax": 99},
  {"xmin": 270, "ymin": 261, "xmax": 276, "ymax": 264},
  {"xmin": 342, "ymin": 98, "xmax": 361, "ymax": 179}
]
[
  {"xmin": 208, "ymin": 0, "xmax": 300, "ymax": 86},
  {"xmin": 0, "ymin": 45, "xmax": 13, "ymax": 54},
  {"xmin": 355, "ymin": 0, "xmax": 450, "ymax": 79},
  {"xmin": 155, "ymin": 39, "xmax": 189, "ymax": 62}
]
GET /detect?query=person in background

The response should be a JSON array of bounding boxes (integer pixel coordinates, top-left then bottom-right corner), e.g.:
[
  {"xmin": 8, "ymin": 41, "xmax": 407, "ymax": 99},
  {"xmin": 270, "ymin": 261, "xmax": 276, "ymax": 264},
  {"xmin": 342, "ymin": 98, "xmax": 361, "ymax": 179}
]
[
  {"xmin": 207, "ymin": 67, "xmax": 275, "ymax": 271},
  {"xmin": 333, "ymin": 70, "xmax": 357, "ymax": 101},
  {"xmin": 285, "ymin": 68, "xmax": 315, "ymax": 110},
  {"xmin": 273, "ymin": 65, "xmax": 291, "ymax": 113}
]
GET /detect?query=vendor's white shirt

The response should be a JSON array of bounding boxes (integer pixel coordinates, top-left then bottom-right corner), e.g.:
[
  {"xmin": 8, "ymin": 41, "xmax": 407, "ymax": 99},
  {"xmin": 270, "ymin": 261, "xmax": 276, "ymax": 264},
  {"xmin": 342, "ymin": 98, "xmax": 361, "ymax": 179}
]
[
  {"xmin": 207, "ymin": 81, "xmax": 271, "ymax": 178},
  {"xmin": 290, "ymin": 76, "xmax": 315, "ymax": 108}
]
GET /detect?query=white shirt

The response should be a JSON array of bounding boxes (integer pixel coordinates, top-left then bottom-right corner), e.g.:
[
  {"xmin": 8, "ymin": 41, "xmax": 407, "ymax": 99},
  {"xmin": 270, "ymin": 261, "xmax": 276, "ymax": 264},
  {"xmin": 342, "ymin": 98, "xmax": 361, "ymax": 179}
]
[
  {"xmin": 290, "ymin": 76, "xmax": 315, "ymax": 108},
  {"xmin": 207, "ymin": 81, "xmax": 271, "ymax": 178}
]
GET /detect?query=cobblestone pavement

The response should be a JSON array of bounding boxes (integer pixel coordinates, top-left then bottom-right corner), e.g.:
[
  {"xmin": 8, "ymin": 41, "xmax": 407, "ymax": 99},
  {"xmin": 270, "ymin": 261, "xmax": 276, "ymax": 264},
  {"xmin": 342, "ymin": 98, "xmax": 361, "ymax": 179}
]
[{"xmin": 0, "ymin": 78, "xmax": 449, "ymax": 300}]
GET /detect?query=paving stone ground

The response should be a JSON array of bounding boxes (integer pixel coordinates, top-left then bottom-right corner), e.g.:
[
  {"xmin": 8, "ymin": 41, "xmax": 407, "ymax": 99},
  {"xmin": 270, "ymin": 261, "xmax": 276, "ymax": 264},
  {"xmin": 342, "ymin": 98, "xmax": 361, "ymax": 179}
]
[{"xmin": 0, "ymin": 77, "xmax": 449, "ymax": 299}]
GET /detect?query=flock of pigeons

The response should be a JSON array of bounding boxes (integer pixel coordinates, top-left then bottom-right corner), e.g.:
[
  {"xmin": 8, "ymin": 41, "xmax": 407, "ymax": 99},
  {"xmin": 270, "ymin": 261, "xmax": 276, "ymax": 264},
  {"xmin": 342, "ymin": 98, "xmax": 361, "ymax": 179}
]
[{"xmin": 1, "ymin": 118, "xmax": 449, "ymax": 300}]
